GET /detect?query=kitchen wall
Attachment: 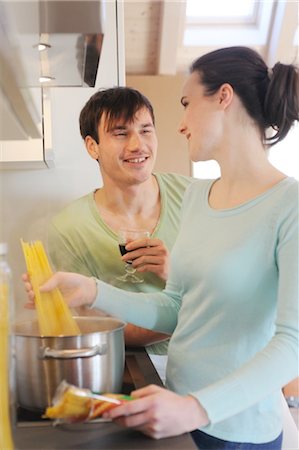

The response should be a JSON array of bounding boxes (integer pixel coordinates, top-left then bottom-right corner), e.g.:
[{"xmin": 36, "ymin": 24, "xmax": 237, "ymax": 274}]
[{"xmin": 127, "ymin": 74, "xmax": 191, "ymax": 176}]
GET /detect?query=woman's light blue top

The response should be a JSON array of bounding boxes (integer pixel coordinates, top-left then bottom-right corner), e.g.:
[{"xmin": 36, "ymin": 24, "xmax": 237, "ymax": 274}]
[{"xmin": 94, "ymin": 177, "xmax": 298, "ymax": 443}]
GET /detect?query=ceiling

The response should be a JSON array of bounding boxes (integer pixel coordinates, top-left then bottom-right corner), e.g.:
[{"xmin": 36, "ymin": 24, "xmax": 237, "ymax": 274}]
[{"xmin": 123, "ymin": 0, "xmax": 299, "ymax": 76}]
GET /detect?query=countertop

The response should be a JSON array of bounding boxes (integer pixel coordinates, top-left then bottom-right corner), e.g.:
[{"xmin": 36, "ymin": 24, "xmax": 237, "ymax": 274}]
[{"xmin": 13, "ymin": 347, "xmax": 197, "ymax": 450}]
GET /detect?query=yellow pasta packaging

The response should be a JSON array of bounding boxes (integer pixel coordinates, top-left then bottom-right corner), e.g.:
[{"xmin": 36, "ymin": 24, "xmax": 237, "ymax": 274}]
[
  {"xmin": 44, "ymin": 381, "xmax": 134, "ymax": 423},
  {"xmin": 21, "ymin": 239, "xmax": 80, "ymax": 336}
]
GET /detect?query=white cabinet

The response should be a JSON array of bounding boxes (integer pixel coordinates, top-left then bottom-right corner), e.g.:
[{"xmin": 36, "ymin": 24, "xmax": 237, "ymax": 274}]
[{"xmin": 0, "ymin": 0, "xmax": 125, "ymax": 170}]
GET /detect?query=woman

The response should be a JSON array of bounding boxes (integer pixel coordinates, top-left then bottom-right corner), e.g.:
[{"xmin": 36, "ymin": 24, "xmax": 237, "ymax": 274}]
[{"xmin": 24, "ymin": 47, "xmax": 298, "ymax": 449}]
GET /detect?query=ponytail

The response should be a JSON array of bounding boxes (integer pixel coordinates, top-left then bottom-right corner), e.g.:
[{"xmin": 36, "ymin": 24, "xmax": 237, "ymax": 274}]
[{"xmin": 264, "ymin": 63, "xmax": 299, "ymax": 145}]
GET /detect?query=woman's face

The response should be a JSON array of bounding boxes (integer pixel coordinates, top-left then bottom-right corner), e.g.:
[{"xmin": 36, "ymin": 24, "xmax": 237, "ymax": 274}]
[{"xmin": 179, "ymin": 72, "xmax": 224, "ymax": 162}]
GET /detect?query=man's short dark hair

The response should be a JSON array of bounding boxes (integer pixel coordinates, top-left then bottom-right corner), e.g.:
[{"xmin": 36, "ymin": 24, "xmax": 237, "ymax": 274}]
[{"xmin": 79, "ymin": 87, "xmax": 155, "ymax": 143}]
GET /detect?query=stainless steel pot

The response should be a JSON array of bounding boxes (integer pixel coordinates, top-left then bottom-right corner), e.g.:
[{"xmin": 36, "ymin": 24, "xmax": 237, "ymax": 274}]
[{"xmin": 14, "ymin": 316, "xmax": 126, "ymax": 411}]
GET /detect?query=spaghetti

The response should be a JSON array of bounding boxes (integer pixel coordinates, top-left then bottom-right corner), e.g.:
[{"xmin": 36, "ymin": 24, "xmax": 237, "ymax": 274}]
[{"xmin": 21, "ymin": 240, "xmax": 80, "ymax": 336}]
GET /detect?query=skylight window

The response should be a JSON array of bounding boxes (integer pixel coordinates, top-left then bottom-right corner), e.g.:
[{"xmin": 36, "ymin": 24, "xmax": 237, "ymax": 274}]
[
  {"xmin": 186, "ymin": 0, "xmax": 256, "ymax": 22},
  {"xmin": 183, "ymin": 0, "xmax": 274, "ymax": 47}
]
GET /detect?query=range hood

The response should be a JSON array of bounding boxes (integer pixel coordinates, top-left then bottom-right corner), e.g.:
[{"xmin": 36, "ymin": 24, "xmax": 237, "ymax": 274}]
[
  {"xmin": 1, "ymin": 1, "xmax": 106, "ymax": 89},
  {"xmin": 0, "ymin": 0, "xmax": 105, "ymax": 87},
  {"xmin": 0, "ymin": 0, "xmax": 106, "ymax": 163}
]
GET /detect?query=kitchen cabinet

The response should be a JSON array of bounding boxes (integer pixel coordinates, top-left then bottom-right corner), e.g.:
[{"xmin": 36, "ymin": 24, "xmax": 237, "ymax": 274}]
[
  {"xmin": 0, "ymin": 0, "xmax": 125, "ymax": 169},
  {"xmin": 14, "ymin": 348, "xmax": 197, "ymax": 450}
]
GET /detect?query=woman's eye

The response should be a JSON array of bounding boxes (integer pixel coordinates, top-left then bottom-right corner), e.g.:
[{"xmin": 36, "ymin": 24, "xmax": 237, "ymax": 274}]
[{"xmin": 114, "ymin": 132, "xmax": 127, "ymax": 137}]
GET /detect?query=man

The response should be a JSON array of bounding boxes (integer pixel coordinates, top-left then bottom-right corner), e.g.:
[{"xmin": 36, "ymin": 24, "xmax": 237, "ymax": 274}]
[{"xmin": 48, "ymin": 87, "xmax": 193, "ymax": 375}]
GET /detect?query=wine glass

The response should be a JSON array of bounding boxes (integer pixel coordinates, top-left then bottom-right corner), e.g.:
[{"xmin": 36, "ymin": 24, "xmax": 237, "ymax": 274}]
[{"xmin": 116, "ymin": 229, "xmax": 150, "ymax": 283}]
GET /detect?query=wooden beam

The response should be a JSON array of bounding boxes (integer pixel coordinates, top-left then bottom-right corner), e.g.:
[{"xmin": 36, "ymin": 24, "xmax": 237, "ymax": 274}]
[{"xmin": 158, "ymin": 0, "xmax": 186, "ymax": 75}]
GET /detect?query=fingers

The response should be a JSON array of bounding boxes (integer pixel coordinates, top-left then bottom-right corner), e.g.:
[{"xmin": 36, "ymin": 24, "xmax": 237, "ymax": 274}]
[
  {"xmin": 24, "ymin": 302, "xmax": 36, "ymax": 310},
  {"xmin": 122, "ymin": 239, "xmax": 169, "ymax": 267},
  {"xmin": 124, "ymin": 237, "xmax": 151, "ymax": 251},
  {"xmin": 131, "ymin": 384, "xmax": 163, "ymax": 398},
  {"xmin": 22, "ymin": 271, "xmax": 96, "ymax": 309},
  {"xmin": 39, "ymin": 274, "xmax": 59, "ymax": 292},
  {"xmin": 22, "ymin": 273, "xmax": 33, "ymax": 294},
  {"xmin": 131, "ymin": 254, "xmax": 169, "ymax": 281},
  {"xmin": 103, "ymin": 386, "xmax": 169, "ymax": 439},
  {"xmin": 22, "ymin": 272, "xmax": 36, "ymax": 308},
  {"xmin": 104, "ymin": 385, "xmax": 163, "ymax": 421},
  {"xmin": 104, "ymin": 385, "xmax": 160, "ymax": 419},
  {"xmin": 105, "ymin": 395, "xmax": 159, "ymax": 430},
  {"xmin": 21, "ymin": 273, "xmax": 29, "ymax": 282},
  {"xmin": 39, "ymin": 272, "xmax": 69, "ymax": 292},
  {"xmin": 125, "ymin": 238, "xmax": 165, "ymax": 252}
]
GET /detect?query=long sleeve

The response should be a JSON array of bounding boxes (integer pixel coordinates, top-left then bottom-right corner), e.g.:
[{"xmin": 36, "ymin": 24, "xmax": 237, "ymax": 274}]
[{"xmin": 94, "ymin": 272, "xmax": 183, "ymax": 335}]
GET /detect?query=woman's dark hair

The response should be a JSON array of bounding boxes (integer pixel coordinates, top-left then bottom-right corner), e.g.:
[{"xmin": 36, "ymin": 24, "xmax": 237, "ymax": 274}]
[
  {"xmin": 190, "ymin": 46, "xmax": 299, "ymax": 146},
  {"xmin": 79, "ymin": 87, "xmax": 155, "ymax": 143}
]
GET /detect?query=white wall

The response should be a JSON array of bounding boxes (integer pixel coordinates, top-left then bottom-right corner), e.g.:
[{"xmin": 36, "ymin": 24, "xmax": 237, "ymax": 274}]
[
  {"xmin": 126, "ymin": 75, "xmax": 191, "ymax": 176},
  {"xmin": 1, "ymin": 88, "xmax": 102, "ymax": 318}
]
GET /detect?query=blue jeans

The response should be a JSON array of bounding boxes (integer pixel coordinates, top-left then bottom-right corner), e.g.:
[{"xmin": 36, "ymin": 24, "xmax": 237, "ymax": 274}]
[{"xmin": 191, "ymin": 430, "xmax": 283, "ymax": 450}]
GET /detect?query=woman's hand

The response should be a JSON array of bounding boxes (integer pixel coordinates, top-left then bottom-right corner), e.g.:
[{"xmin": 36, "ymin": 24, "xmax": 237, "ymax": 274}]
[
  {"xmin": 103, "ymin": 384, "xmax": 210, "ymax": 439},
  {"xmin": 122, "ymin": 238, "xmax": 169, "ymax": 281},
  {"xmin": 22, "ymin": 271, "xmax": 97, "ymax": 308}
]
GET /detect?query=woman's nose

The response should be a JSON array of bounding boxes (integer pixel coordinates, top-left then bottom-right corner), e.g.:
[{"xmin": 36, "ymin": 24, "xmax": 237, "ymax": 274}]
[{"xmin": 178, "ymin": 120, "xmax": 187, "ymax": 135}]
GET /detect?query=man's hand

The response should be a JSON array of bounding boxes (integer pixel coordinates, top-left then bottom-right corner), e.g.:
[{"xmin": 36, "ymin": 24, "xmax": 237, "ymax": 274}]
[
  {"xmin": 22, "ymin": 271, "xmax": 97, "ymax": 309},
  {"xmin": 122, "ymin": 238, "xmax": 169, "ymax": 281},
  {"xmin": 103, "ymin": 384, "xmax": 210, "ymax": 439}
]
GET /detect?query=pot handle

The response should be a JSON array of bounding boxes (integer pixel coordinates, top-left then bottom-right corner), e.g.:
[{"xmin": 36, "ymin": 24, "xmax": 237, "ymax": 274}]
[{"xmin": 41, "ymin": 344, "xmax": 108, "ymax": 359}]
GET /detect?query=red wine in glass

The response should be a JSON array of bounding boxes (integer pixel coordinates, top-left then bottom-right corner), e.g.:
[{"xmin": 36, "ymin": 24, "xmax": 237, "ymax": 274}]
[{"xmin": 116, "ymin": 229, "xmax": 150, "ymax": 283}]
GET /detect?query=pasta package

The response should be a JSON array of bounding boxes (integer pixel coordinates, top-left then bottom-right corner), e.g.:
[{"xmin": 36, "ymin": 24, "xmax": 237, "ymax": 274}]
[
  {"xmin": 21, "ymin": 239, "xmax": 80, "ymax": 336},
  {"xmin": 44, "ymin": 381, "xmax": 133, "ymax": 423}
]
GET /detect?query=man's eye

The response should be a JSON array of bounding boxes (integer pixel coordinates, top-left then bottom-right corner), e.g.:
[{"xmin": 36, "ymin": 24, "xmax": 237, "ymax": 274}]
[
  {"xmin": 114, "ymin": 131, "xmax": 127, "ymax": 137},
  {"xmin": 142, "ymin": 129, "xmax": 152, "ymax": 134}
]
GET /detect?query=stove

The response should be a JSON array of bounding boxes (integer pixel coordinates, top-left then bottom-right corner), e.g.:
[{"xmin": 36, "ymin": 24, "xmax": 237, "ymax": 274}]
[
  {"xmin": 16, "ymin": 347, "xmax": 163, "ymax": 428},
  {"xmin": 14, "ymin": 348, "xmax": 197, "ymax": 450}
]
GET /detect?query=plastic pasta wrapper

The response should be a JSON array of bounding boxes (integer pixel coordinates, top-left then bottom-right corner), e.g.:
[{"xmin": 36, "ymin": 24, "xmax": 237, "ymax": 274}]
[{"xmin": 44, "ymin": 381, "xmax": 133, "ymax": 423}]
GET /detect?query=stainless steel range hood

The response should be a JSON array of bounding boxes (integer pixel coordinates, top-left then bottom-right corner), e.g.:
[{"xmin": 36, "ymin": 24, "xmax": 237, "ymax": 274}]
[
  {"xmin": 0, "ymin": 0, "xmax": 107, "ymax": 167},
  {"xmin": 1, "ymin": 0, "xmax": 105, "ymax": 88}
]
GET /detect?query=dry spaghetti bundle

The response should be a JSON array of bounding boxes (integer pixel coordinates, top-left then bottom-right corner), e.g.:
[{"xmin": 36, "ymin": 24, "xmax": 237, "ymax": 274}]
[{"xmin": 21, "ymin": 239, "xmax": 81, "ymax": 336}]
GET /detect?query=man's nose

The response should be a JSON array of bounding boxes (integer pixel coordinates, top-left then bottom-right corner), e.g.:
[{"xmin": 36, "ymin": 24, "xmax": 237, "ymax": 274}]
[{"xmin": 127, "ymin": 133, "xmax": 142, "ymax": 150}]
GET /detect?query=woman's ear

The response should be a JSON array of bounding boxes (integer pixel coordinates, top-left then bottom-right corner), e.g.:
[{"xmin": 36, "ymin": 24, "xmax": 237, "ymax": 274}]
[
  {"xmin": 85, "ymin": 136, "xmax": 99, "ymax": 160},
  {"xmin": 218, "ymin": 83, "xmax": 234, "ymax": 109}
]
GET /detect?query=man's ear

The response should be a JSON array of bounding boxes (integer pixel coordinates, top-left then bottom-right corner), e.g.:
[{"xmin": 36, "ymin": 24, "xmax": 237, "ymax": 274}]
[
  {"xmin": 85, "ymin": 136, "xmax": 99, "ymax": 160},
  {"xmin": 218, "ymin": 83, "xmax": 234, "ymax": 109}
]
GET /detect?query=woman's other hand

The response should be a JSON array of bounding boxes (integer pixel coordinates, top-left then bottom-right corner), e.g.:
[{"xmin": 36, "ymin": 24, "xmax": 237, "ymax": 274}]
[
  {"xmin": 103, "ymin": 384, "xmax": 210, "ymax": 439},
  {"xmin": 22, "ymin": 271, "xmax": 97, "ymax": 308}
]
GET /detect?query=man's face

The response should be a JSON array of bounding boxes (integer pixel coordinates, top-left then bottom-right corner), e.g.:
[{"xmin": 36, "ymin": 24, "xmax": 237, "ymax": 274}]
[{"xmin": 94, "ymin": 107, "xmax": 158, "ymax": 187}]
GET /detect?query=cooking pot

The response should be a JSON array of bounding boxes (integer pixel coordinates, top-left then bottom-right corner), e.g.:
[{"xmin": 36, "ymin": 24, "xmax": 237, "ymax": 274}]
[{"xmin": 14, "ymin": 316, "xmax": 126, "ymax": 411}]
